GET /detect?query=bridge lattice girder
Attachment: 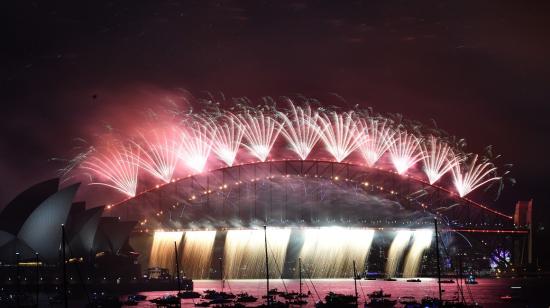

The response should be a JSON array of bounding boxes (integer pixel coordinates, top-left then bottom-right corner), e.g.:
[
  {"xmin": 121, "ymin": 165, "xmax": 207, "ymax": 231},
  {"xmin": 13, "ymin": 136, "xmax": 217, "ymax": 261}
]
[{"xmin": 108, "ymin": 160, "xmax": 514, "ymax": 230}]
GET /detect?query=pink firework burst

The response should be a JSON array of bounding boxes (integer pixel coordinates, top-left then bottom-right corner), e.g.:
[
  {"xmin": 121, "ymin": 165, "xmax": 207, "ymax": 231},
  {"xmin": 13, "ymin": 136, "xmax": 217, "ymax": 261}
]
[
  {"xmin": 237, "ymin": 109, "xmax": 282, "ymax": 162},
  {"xmin": 420, "ymin": 136, "xmax": 462, "ymax": 185},
  {"xmin": 315, "ymin": 111, "xmax": 362, "ymax": 162},
  {"xmin": 207, "ymin": 115, "xmax": 244, "ymax": 167},
  {"xmin": 130, "ymin": 128, "xmax": 181, "ymax": 183},
  {"xmin": 79, "ymin": 143, "xmax": 140, "ymax": 197},
  {"xmin": 177, "ymin": 122, "xmax": 213, "ymax": 173},
  {"xmin": 278, "ymin": 102, "xmax": 320, "ymax": 160},
  {"xmin": 452, "ymin": 154, "xmax": 500, "ymax": 197},
  {"xmin": 356, "ymin": 118, "xmax": 395, "ymax": 167},
  {"xmin": 388, "ymin": 130, "xmax": 422, "ymax": 174}
]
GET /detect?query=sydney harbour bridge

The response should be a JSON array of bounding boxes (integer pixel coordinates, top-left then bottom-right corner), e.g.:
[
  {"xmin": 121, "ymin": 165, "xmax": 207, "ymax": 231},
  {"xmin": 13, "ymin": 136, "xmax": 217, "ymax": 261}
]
[
  {"xmin": 106, "ymin": 159, "xmax": 530, "ymax": 279},
  {"xmin": 48, "ymin": 103, "xmax": 532, "ymax": 280}
]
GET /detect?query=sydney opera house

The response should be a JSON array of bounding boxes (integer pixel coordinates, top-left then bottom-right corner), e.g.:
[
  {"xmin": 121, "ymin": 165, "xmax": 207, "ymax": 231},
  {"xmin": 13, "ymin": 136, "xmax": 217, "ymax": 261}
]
[{"xmin": 0, "ymin": 179, "xmax": 140, "ymax": 288}]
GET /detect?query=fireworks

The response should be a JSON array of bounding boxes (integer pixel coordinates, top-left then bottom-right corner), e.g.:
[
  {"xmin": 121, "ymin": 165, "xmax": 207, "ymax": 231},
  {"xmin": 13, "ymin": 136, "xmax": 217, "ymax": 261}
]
[
  {"xmin": 420, "ymin": 136, "xmax": 461, "ymax": 184},
  {"xmin": 356, "ymin": 118, "xmax": 395, "ymax": 167},
  {"xmin": 316, "ymin": 111, "xmax": 362, "ymax": 162},
  {"xmin": 237, "ymin": 109, "xmax": 282, "ymax": 162},
  {"xmin": 79, "ymin": 143, "xmax": 139, "ymax": 197},
  {"xmin": 206, "ymin": 115, "xmax": 244, "ymax": 167},
  {"xmin": 388, "ymin": 130, "xmax": 422, "ymax": 174},
  {"xmin": 177, "ymin": 123, "xmax": 213, "ymax": 173},
  {"xmin": 452, "ymin": 154, "xmax": 501, "ymax": 197},
  {"xmin": 278, "ymin": 102, "xmax": 320, "ymax": 160},
  {"xmin": 68, "ymin": 99, "xmax": 506, "ymax": 202},
  {"xmin": 130, "ymin": 129, "xmax": 180, "ymax": 183}
]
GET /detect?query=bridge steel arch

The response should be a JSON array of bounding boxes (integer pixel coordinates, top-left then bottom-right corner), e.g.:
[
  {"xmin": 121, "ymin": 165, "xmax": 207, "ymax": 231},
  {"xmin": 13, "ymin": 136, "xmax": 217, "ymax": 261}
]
[{"xmin": 106, "ymin": 160, "xmax": 516, "ymax": 232}]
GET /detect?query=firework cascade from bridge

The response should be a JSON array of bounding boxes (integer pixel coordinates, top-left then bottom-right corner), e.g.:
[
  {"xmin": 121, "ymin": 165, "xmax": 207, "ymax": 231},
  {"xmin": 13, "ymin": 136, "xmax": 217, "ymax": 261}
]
[{"xmin": 59, "ymin": 100, "xmax": 526, "ymax": 279}]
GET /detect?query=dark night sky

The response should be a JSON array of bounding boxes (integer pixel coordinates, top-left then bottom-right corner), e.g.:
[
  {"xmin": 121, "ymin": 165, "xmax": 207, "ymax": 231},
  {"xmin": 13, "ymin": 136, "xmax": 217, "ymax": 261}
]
[{"xmin": 2, "ymin": 1, "xmax": 550, "ymax": 257}]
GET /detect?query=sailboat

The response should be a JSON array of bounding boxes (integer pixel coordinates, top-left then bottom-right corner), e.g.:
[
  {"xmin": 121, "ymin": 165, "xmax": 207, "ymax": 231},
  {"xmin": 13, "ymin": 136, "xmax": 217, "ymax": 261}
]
[
  {"xmin": 420, "ymin": 218, "xmax": 482, "ymax": 308},
  {"xmin": 285, "ymin": 258, "xmax": 308, "ymax": 305},
  {"xmin": 254, "ymin": 225, "xmax": 289, "ymax": 308},
  {"xmin": 175, "ymin": 241, "xmax": 200, "ymax": 299},
  {"xmin": 314, "ymin": 261, "xmax": 358, "ymax": 307}
]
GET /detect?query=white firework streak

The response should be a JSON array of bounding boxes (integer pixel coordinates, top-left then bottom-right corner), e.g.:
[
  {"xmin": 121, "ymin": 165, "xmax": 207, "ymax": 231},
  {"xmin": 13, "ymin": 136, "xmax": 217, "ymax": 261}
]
[
  {"xmin": 130, "ymin": 129, "xmax": 181, "ymax": 183},
  {"xmin": 356, "ymin": 118, "xmax": 395, "ymax": 167},
  {"xmin": 237, "ymin": 110, "xmax": 282, "ymax": 162},
  {"xmin": 452, "ymin": 154, "xmax": 500, "ymax": 197},
  {"xmin": 420, "ymin": 136, "xmax": 461, "ymax": 184},
  {"xmin": 80, "ymin": 145, "xmax": 139, "ymax": 197},
  {"xmin": 316, "ymin": 111, "xmax": 362, "ymax": 162},
  {"xmin": 177, "ymin": 123, "xmax": 213, "ymax": 173},
  {"xmin": 388, "ymin": 130, "xmax": 423, "ymax": 174},
  {"xmin": 207, "ymin": 115, "xmax": 244, "ymax": 166},
  {"xmin": 278, "ymin": 102, "xmax": 320, "ymax": 160}
]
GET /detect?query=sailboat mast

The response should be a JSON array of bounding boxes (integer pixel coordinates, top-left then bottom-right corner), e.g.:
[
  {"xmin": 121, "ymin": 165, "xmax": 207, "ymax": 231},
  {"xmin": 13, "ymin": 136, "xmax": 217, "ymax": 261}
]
[
  {"xmin": 219, "ymin": 257, "xmax": 224, "ymax": 292},
  {"xmin": 298, "ymin": 258, "xmax": 302, "ymax": 296},
  {"xmin": 458, "ymin": 254, "xmax": 465, "ymax": 303},
  {"xmin": 434, "ymin": 218, "xmax": 442, "ymax": 301},
  {"xmin": 264, "ymin": 225, "xmax": 270, "ymax": 306},
  {"xmin": 35, "ymin": 252, "xmax": 39, "ymax": 306},
  {"xmin": 62, "ymin": 224, "xmax": 68, "ymax": 308},
  {"xmin": 174, "ymin": 241, "xmax": 181, "ymax": 293},
  {"xmin": 353, "ymin": 260, "xmax": 358, "ymax": 305}
]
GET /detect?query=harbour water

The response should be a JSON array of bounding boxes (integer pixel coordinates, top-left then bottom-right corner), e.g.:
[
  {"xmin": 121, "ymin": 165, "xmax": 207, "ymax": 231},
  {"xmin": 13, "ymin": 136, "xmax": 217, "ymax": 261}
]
[{"xmin": 121, "ymin": 278, "xmax": 548, "ymax": 307}]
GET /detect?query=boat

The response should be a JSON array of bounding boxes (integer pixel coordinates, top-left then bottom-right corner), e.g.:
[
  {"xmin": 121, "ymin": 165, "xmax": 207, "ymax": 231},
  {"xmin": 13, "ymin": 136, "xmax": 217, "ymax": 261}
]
[
  {"xmin": 173, "ymin": 240, "xmax": 198, "ymax": 303},
  {"xmin": 399, "ymin": 296, "xmax": 417, "ymax": 304},
  {"xmin": 178, "ymin": 291, "xmax": 201, "ymax": 299},
  {"xmin": 236, "ymin": 292, "xmax": 258, "ymax": 302},
  {"xmin": 127, "ymin": 294, "xmax": 147, "ymax": 301},
  {"xmin": 421, "ymin": 296, "xmax": 481, "ymax": 307},
  {"xmin": 203, "ymin": 291, "xmax": 236, "ymax": 300},
  {"xmin": 149, "ymin": 295, "xmax": 180, "ymax": 306},
  {"xmin": 406, "ymin": 278, "xmax": 421, "ymax": 282},
  {"xmin": 367, "ymin": 290, "xmax": 391, "ymax": 298},
  {"xmin": 209, "ymin": 297, "xmax": 233, "ymax": 304},
  {"xmin": 398, "ymin": 296, "xmax": 420, "ymax": 308},
  {"xmin": 281, "ymin": 291, "xmax": 298, "ymax": 299},
  {"xmin": 465, "ymin": 275, "xmax": 478, "ymax": 285},
  {"xmin": 383, "ymin": 277, "xmax": 397, "ymax": 281},
  {"xmin": 261, "ymin": 294, "xmax": 276, "ymax": 300},
  {"xmin": 124, "ymin": 293, "xmax": 145, "ymax": 306},
  {"xmin": 123, "ymin": 298, "xmax": 139, "ymax": 306},
  {"xmin": 315, "ymin": 292, "xmax": 358, "ymax": 307},
  {"xmin": 282, "ymin": 258, "xmax": 308, "ymax": 305},
  {"xmin": 431, "ymin": 219, "xmax": 482, "ymax": 308},
  {"xmin": 282, "ymin": 291, "xmax": 309, "ymax": 300},
  {"xmin": 289, "ymin": 298, "xmax": 308, "ymax": 305},
  {"xmin": 195, "ymin": 301, "xmax": 211, "ymax": 307},
  {"xmin": 364, "ymin": 297, "xmax": 397, "ymax": 307},
  {"xmin": 439, "ymin": 301, "xmax": 482, "ymax": 307},
  {"xmin": 317, "ymin": 259, "xmax": 360, "ymax": 307},
  {"xmin": 440, "ymin": 279, "xmax": 455, "ymax": 283},
  {"xmin": 268, "ymin": 288, "xmax": 280, "ymax": 296}
]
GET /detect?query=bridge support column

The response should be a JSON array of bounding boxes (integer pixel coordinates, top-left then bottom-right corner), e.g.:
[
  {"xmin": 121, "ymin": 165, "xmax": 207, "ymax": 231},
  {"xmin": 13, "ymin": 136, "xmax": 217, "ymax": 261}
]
[{"xmin": 514, "ymin": 199, "xmax": 533, "ymax": 266}]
